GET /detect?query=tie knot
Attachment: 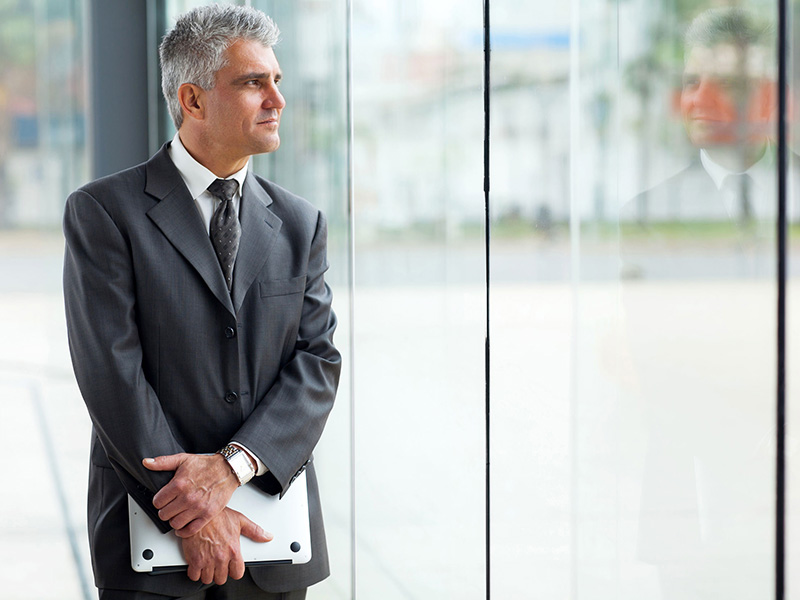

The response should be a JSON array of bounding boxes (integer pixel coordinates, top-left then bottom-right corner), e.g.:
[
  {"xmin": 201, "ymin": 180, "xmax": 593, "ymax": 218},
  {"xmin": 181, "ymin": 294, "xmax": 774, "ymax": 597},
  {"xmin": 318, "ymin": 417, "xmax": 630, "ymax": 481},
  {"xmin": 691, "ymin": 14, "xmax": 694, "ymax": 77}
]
[
  {"xmin": 207, "ymin": 178, "xmax": 239, "ymax": 202},
  {"xmin": 722, "ymin": 173, "xmax": 752, "ymax": 193}
]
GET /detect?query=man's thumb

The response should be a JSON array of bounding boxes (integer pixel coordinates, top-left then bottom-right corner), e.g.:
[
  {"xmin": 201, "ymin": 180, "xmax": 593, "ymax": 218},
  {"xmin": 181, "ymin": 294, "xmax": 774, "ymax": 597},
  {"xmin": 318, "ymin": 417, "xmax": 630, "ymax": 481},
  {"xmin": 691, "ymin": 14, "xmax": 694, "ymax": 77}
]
[
  {"xmin": 142, "ymin": 454, "xmax": 184, "ymax": 471},
  {"xmin": 240, "ymin": 515, "xmax": 273, "ymax": 543}
]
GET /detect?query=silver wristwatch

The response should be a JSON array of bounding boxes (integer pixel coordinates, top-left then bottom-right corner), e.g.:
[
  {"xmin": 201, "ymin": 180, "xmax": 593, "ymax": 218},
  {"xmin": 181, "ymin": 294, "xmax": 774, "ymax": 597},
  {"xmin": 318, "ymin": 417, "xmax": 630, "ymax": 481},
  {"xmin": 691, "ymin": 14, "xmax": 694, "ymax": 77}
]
[{"xmin": 217, "ymin": 444, "xmax": 255, "ymax": 486}]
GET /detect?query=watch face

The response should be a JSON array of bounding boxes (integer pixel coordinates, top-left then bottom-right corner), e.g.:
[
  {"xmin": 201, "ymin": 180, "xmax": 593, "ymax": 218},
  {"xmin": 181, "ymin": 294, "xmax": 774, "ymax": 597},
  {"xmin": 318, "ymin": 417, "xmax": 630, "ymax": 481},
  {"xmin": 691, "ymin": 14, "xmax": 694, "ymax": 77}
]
[{"xmin": 219, "ymin": 446, "xmax": 254, "ymax": 485}]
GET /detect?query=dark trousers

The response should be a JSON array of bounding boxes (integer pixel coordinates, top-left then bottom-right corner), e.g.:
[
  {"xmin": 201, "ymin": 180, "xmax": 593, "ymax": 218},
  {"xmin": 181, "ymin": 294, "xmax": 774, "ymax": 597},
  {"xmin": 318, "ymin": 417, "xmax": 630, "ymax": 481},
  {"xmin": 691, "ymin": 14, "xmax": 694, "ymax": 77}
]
[{"xmin": 99, "ymin": 572, "xmax": 307, "ymax": 600}]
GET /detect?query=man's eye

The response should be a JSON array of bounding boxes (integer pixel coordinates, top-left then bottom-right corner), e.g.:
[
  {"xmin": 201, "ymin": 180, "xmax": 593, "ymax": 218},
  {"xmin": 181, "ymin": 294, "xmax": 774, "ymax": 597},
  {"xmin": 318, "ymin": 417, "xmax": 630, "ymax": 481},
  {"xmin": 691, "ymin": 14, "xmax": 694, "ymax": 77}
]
[{"xmin": 717, "ymin": 77, "xmax": 743, "ymax": 90}]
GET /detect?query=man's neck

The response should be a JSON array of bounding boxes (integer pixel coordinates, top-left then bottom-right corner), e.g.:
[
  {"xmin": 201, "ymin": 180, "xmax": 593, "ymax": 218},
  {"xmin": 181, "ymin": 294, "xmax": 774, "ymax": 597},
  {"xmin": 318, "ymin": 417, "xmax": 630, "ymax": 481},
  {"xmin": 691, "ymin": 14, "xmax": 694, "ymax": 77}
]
[
  {"xmin": 702, "ymin": 143, "xmax": 767, "ymax": 172},
  {"xmin": 177, "ymin": 128, "xmax": 249, "ymax": 178}
]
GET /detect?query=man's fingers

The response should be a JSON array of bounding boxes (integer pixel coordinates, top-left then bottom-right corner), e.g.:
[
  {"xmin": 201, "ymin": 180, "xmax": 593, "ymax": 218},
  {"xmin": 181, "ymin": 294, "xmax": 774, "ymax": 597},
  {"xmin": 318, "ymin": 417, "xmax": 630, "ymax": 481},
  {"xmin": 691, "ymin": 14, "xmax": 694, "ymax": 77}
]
[
  {"xmin": 214, "ymin": 566, "xmax": 229, "ymax": 586},
  {"xmin": 180, "ymin": 508, "xmax": 246, "ymax": 586},
  {"xmin": 142, "ymin": 453, "xmax": 185, "ymax": 472},
  {"xmin": 152, "ymin": 488, "xmax": 178, "ymax": 512},
  {"xmin": 168, "ymin": 513, "xmax": 194, "ymax": 534},
  {"xmin": 146, "ymin": 454, "xmax": 189, "ymax": 510},
  {"xmin": 174, "ymin": 517, "xmax": 208, "ymax": 538},
  {"xmin": 149, "ymin": 453, "xmax": 236, "ymax": 521},
  {"xmin": 238, "ymin": 514, "xmax": 273, "ymax": 543},
  {"xmin": 229, "ymin": 556, "xmax": 246, "ymax": 580},
  {"xmin": 187, "ymin": 564, "xmax": 202, "ymax": 582}
]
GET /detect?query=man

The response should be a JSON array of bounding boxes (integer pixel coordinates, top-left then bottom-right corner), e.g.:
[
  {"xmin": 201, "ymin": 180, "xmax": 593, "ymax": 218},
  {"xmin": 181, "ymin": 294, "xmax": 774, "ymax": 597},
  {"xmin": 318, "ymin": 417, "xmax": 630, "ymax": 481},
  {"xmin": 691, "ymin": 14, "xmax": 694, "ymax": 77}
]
[{"xmin": 63, "ymin": 5, "xmax": 340, "ymax": 599}]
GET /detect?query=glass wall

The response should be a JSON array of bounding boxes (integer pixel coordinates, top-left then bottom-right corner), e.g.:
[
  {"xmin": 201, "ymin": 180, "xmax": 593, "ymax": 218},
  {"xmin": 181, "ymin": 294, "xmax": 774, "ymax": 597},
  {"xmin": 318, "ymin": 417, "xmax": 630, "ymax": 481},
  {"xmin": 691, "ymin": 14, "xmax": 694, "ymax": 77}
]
[
  {"xmin": 489, "ymin": 2, "xmax": 573, "ymax": 595},
  {"xmin": 350, "ymin": 1, "xmax": 486, "ymax": 597},
  {"xmin": 5, "ymin": 0, "xmax": 797, "ymax": 598},
  {"xmin": 491, "ymin": 0, "xmax": 788, "ymax": 598}
]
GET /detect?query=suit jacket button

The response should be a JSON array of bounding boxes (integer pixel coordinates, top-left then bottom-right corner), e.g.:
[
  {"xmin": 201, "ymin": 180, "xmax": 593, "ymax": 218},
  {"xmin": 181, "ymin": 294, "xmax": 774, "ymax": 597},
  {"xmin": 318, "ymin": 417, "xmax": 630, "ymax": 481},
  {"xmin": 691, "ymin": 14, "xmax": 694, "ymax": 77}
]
[
  {"xmin": 225, "ymin": 327, "xmax": 236, "ymax": 339},
  {"xmin": 225, "ymin": 391, "xmax": 238, "ymax": 404}
]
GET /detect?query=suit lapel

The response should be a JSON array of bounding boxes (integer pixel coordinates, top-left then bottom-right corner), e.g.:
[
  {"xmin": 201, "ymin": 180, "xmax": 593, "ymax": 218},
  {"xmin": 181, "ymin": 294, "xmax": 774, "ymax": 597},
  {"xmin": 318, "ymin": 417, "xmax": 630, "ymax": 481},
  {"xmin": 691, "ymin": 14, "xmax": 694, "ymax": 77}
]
[
  {"xmin": 232, "ymin": 173, "xmax": 283, "ymax": 313},
  {"xmin": 144, "ymin": 144, "xmax": 235, "ymax": 315}
]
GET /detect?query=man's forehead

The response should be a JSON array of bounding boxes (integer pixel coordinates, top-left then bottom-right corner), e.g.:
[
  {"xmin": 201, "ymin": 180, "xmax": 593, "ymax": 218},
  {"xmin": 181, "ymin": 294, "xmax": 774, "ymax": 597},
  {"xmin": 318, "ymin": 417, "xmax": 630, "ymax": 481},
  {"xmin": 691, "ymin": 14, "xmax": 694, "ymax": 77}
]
[
  {"xmin": 685, "ymin": 43, "xmax": 774, "ymax": 79},
  {"xmin": 223, "ymin": 40, "xmax": 280, "ymax": 73}
]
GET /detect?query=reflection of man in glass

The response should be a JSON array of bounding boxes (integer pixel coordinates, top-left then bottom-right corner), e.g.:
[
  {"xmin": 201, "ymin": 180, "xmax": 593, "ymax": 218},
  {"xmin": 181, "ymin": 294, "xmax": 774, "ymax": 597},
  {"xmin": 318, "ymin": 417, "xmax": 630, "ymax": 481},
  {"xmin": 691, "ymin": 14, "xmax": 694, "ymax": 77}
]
[
  {"xmin": 681, "ymin": 11, "xmax": 776, "ymax": 177},
  {"xmin": 621, "ymin": 8, "xmax": 785, "ymax": 599},
  {"xmin": 622, "ymin": 7, "xmax": 780, "ymax": 278}
]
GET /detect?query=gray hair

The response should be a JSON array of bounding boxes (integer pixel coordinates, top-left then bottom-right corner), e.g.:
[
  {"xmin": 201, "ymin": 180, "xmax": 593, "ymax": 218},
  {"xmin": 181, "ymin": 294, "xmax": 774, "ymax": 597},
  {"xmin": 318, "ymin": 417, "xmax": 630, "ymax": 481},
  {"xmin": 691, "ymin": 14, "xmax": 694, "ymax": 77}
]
[
  {"xmin": 159, "ymin": 4, "xmax": 280, "ymax": 129},
  {"xmin": 685, "ymin": 7, "xmax": 774, "ymax": 55}
]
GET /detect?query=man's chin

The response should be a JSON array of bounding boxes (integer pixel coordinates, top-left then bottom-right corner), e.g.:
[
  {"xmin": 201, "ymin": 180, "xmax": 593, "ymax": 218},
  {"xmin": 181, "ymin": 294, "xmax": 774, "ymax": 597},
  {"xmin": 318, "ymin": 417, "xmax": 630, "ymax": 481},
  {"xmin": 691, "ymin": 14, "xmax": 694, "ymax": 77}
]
[
  {"xmin": 686, "ymin": 124, "xmax": 735, "ymax": 147},
  {"xmin": 253, "ymin": 136, "xmax": 280, "ymax": 156}
]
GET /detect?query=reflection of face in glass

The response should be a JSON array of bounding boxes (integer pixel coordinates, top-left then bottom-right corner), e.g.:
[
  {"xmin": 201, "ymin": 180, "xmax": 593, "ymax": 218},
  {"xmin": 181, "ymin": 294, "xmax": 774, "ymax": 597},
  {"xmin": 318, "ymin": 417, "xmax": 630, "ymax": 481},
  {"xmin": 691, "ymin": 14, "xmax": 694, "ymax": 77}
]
[{"xmin": 681, "ymin": 43, "xmax": 776, "ymax": 152}]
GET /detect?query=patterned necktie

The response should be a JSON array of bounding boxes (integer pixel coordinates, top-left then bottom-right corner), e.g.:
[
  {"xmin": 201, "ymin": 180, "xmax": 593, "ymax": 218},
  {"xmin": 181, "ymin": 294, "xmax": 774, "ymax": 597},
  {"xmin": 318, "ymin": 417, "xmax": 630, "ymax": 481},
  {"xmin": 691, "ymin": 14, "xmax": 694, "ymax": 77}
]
[
  {"xmin": 723, "ymin": 173, "xmax": 754, "ymax": 225},
  {"xmin": 207, "ymin": 178, "xmax": 241, "ymax": 291}
]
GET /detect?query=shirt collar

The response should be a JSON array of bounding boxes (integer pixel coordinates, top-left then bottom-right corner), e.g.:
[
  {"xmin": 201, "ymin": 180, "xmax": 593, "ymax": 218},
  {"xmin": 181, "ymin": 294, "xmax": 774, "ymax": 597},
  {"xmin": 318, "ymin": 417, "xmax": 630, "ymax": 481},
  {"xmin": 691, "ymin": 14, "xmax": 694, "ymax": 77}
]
[
  {"xmin": 700, "ymin": 145, "xmax": 774, "ymax": 190},
  {"xmin": 168, "ymin": 131, "xmax": 249, "ymax": 200}
]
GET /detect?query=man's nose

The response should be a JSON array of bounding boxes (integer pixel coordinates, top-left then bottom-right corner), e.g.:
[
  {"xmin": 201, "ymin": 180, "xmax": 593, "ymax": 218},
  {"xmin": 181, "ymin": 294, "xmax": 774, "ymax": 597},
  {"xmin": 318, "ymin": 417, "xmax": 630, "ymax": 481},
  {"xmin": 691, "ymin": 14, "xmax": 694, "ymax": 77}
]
[
  {"xmin": 264, "ymin": 86, "xmax": 286, "ymax": 110},
  {"xmin": 692, "ymin": 79, "xmax": 721, "ymax": 107}
]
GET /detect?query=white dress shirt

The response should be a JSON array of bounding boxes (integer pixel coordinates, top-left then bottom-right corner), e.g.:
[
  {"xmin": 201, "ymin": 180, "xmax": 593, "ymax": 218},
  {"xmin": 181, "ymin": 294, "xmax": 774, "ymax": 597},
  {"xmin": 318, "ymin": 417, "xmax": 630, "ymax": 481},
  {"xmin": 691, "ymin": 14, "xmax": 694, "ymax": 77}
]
[
  {"xmin": 167, "ymin": 132, "xmax": 268, "ymax": 477},
  {"xmin": 700, "ymin": 146, "xmax": 775, "ymax": 220}
]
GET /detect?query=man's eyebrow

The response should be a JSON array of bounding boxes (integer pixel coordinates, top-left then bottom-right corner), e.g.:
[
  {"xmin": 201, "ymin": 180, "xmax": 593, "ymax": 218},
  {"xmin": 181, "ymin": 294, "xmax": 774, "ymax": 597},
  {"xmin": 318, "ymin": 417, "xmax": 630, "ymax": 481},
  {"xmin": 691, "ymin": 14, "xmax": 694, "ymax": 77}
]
[{"xmin": 233, "ymin": 71, "xmax": 283, "ymax": 82}]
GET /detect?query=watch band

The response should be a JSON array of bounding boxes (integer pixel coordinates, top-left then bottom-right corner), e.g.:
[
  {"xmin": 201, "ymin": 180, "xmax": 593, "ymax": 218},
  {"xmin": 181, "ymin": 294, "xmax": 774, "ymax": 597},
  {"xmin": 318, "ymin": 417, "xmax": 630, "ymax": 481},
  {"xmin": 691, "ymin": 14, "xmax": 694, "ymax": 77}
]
[{"xmin": 217, "ymin": 444, "xmax": 255, "ymax": 486}]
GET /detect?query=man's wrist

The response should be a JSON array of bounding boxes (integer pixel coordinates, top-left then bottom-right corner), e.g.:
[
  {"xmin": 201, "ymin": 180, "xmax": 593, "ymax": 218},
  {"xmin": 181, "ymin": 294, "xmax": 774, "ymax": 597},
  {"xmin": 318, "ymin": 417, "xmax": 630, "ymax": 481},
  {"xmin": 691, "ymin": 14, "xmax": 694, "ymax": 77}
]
[
  {"xmin": 230, "ymin": 443, "xmax": 258, "ymax": 472},
  {"xmin": 216, "ymin": 444, "xmax": 255, "ymax": 486},
  {"xmin": 230, "ymin": 441, "xmax": 268, "ymax": 476}
]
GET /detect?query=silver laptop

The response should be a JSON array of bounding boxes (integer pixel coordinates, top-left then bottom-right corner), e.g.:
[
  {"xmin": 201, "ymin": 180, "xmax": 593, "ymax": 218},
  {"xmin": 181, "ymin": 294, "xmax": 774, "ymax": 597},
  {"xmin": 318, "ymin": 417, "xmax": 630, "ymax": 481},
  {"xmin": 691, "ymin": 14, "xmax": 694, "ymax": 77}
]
[{"xmin": 128, "ymin": 471, "xmax": 311, "ymax": 573}]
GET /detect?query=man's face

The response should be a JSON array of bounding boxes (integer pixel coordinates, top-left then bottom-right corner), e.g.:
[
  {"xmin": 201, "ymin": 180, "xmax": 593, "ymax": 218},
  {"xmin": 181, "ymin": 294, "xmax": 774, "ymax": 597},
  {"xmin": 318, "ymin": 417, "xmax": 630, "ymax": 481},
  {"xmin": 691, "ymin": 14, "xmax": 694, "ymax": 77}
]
[
  {"xmin": 680, "ymin": 43, "xmax": 775, "ymax": 149},
  {"xmin": 201, "ymin": 39, "xmax": 286, "ymax": 163}
]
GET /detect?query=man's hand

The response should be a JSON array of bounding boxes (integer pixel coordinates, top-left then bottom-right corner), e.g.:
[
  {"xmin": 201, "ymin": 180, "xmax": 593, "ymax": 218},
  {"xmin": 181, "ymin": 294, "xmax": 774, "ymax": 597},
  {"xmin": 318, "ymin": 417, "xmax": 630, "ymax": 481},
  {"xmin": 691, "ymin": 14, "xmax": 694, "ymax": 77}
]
[
  {"xmin": 143, "ymin": 453, "xmax": 239, "ymax": 537},
  {"xmin": 181, "ymin": 507, "xmax": 273, "ymax": 585}
]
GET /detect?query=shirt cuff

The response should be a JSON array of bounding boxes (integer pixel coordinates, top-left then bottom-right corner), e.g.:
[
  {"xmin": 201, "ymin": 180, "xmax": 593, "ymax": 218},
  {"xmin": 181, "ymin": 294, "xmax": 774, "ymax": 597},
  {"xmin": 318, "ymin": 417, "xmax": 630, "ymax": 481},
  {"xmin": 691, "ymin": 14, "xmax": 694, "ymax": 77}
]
[{"xmin": 230, "ymin": 441, "xmax": 268, "ymax": 476}]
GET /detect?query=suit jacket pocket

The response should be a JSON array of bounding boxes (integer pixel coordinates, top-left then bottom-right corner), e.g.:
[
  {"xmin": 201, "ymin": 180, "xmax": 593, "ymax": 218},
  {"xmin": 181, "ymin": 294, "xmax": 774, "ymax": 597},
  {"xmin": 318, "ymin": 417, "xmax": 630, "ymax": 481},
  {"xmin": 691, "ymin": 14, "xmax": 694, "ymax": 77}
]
[{"xmin": 259, "ymin": 275, "xmax": 306, "ymax": 297}]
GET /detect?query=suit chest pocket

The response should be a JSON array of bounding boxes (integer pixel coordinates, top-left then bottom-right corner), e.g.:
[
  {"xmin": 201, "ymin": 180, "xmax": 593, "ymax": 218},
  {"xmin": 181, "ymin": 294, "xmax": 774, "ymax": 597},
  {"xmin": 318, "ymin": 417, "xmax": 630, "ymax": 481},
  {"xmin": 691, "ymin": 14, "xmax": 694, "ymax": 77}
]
[{"xmin": 259, "ymin": 275, "xmax": 306, "ymax": 298}]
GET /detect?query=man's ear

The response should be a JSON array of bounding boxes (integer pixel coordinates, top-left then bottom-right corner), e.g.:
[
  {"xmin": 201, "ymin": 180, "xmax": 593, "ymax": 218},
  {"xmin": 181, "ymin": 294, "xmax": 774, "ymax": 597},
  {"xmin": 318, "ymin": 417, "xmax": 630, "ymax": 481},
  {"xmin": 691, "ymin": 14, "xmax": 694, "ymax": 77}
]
[
  {"xmin": 177, "ymin": 83, "xmax": 206, "ymax": 122},
  {"xmin": 749, "ymin": 81, "xmax": 777, "ymax": 123}
]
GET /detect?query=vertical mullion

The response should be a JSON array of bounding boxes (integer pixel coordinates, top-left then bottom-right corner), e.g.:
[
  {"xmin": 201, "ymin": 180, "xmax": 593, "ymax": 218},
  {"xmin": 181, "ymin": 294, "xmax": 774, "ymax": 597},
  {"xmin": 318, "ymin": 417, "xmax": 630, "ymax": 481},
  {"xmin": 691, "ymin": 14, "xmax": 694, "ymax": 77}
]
[
  {"xmin": 483, "ymin": 0, "xmax": 491, "ymax": 598},
  {"xmin": 776, "ymin": 0, "xmax": 788, "ymax": 597},
  {"xmin": 344, "ymin": 0, "xmax": 356, "ymax": 597}
]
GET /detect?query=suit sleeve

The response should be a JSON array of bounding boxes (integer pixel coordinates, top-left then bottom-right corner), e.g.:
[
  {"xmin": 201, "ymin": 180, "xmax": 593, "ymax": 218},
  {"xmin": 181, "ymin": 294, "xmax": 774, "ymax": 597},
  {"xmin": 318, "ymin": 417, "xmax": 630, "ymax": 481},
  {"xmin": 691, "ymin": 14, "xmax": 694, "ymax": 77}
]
[
  {"xmin": 63, "ymin": 189, "xmax": 184, "ymax": 531},
  {"xmin": 233, "ymin": 210, "xmax": 341, "ymax": 495}
]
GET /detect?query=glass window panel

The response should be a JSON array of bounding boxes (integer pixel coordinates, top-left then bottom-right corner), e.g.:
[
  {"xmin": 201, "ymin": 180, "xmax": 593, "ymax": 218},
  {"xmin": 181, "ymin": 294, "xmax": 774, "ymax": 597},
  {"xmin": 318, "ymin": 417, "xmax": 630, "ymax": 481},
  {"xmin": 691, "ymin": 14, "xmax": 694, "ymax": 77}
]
[
  {"xmin": 615, "ymin": 4, "xmax": 778, "ymax": 597},
  {"xmin": 0, "ymin": 0, "xmax": 92, "ymax": 598},
  {"xmin": 492, "ymin": 0, "xmax": 779, "ymax": 598},
  {"xmin": 249, "ymin": 1, "xmax": 353, "ymax": 597},
  {"xmin": 489, "ymin": 1, "xmax": 573, "ymax": 596},
  {"xmin": 351, "ymin": 0, "xmax": 486, "ymax": 596}
]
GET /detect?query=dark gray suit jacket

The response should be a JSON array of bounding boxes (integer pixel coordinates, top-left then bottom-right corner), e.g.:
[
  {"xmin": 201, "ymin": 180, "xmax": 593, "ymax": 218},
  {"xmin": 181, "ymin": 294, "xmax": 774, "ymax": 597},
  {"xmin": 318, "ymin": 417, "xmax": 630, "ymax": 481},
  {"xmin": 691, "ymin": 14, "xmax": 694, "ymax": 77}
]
[{"xmin": 63, "ymin": 143, "xmax": 341, "ymax": 596}]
